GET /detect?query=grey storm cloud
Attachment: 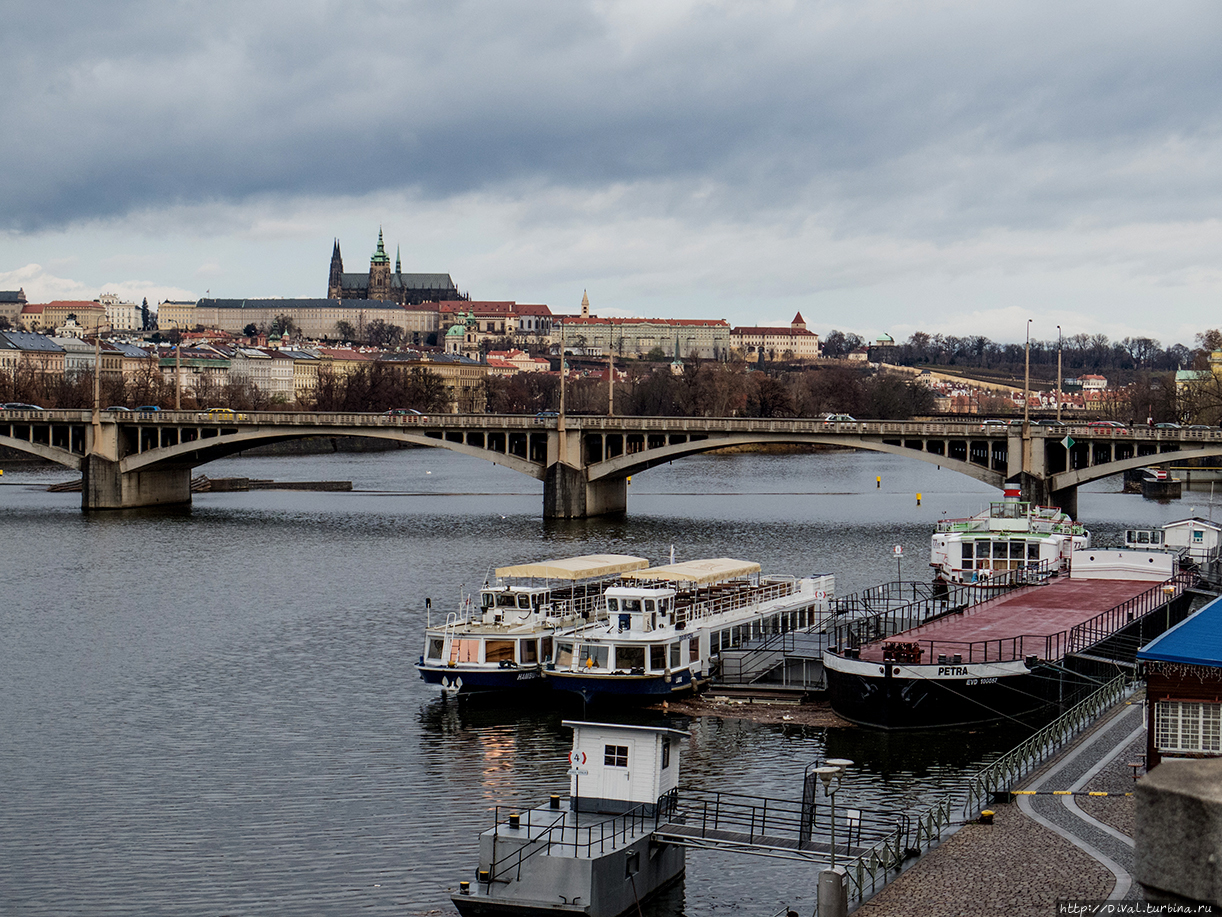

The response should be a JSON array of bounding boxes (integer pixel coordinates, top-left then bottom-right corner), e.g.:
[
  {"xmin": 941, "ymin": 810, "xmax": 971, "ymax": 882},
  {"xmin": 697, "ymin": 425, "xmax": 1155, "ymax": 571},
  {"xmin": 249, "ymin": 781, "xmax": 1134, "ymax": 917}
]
[{"xmin": 3, "ymin": 0, "xmax": 1221, "ymax": 236}]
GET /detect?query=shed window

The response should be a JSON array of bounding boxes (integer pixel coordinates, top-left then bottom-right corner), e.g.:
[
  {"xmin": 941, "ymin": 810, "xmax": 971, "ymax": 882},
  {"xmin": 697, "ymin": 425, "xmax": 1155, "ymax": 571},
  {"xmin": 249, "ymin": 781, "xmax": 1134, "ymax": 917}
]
[
  {"xmin": 605, "ymin": 744, "xmax": 628, "ymax": 767},
  {"xmin": 662, "ymin": 741, "xmax": 671, "ymax": 769},
  {"xmin": 1156, "ymin": 701, "xmax": 1222, "ymax": 754}
]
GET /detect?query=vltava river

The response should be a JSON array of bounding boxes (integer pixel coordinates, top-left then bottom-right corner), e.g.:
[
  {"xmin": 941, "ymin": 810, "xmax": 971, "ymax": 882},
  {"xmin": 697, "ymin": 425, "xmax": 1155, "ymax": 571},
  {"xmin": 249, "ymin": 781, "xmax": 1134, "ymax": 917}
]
[{"xmin": 0, "ymin": 445, "xmax": 1195, "ymax": 915}]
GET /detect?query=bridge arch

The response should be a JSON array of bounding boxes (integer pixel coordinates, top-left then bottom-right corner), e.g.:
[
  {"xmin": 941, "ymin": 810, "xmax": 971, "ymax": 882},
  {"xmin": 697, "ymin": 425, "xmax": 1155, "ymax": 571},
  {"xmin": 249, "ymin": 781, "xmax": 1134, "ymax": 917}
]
[
  {"xmin": 120, "ymin": 427, "xmax": 546, "ymax": 480},
  {"xmin": 587, "ymin": 433, "xmax": 1005, "ymax": 489},
  {"xmin": 1050, "ymin": 445, "xmax": 1222, "ymax": 491},
  {"xmin": 0, "ymin": 434, "xmax": 83, "ymax": 470}
]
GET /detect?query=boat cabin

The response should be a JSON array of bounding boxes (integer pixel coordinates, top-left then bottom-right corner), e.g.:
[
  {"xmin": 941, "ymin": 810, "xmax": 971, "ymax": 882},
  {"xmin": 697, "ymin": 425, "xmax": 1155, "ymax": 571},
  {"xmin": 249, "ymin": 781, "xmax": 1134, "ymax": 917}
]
[{"xmin": 563, "ymin": 720, "xmax": 690, "ymax": 814}]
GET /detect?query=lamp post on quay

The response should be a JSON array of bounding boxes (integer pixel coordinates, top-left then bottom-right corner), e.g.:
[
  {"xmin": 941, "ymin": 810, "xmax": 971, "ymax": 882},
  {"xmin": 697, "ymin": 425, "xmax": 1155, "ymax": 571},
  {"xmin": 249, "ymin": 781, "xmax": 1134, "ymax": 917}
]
[{"xmin": 814, "ymin": 757, "xmax": 854, "ymax": 917}]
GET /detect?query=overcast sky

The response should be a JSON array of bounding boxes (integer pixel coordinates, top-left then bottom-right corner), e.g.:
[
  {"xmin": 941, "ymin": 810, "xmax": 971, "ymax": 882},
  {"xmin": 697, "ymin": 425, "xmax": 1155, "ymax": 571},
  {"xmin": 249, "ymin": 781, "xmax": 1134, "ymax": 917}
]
[{"xmin": 2, "ymin": 0, "xmax": 1220, "ymax": 349}]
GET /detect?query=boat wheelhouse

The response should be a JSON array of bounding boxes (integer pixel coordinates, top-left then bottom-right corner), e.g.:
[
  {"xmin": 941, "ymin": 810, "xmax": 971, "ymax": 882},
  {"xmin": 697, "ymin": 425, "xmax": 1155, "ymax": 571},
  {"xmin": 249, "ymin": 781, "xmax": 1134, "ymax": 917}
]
[
  {"xmin": 930, "ymin": 497, "xmax": 1089, "ymax": 585},
  {"xmin": 416, "ymin": 554, "xmax": 650, "ymax": 694},
  {"xmin": 547, "ymin": 558, "xmax": 834, "ymax": 704}
]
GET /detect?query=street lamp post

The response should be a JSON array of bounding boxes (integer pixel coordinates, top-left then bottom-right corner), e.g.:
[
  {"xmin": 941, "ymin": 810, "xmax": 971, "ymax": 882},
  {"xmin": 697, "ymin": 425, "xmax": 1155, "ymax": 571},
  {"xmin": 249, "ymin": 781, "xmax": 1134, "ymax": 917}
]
[
  {"xmin": 813, "ymin": 758, "xmax": 854, "ymax": 867},
  {"xmin": 1056, "ymin": 325, "xmax": 1063, "ymax": 423},
  {"xmin": 1023, "ymin": 319, "xmax": 1032, "ymax": 428}
]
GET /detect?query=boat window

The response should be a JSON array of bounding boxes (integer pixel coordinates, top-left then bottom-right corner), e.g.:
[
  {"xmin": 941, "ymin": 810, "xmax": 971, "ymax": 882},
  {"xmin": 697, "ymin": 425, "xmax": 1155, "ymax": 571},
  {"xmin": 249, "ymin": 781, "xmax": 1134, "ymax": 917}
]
[
  {"xmin": 1154, "ymin": 532, "xmax": 1164, "ymax": 545},
  {"xmin": 662, "ymin": 741, "xmax": 671, "ymax": 769},
  {"xmin": 426, "ymin": 638, "xmax": 445, "ymax": 660},
  {"xmin": 961, "ymin": 542, "xmax": 973, "ymax": 559},
  {"xmin": 497, "ymin": 593, "xmax": 517, "ymax": 608},
  {"xmin": 520, "ymin": 640, "xmax": 539, "ymax": 665},
  {"xmin": 624, "ymin": 599, "xmax": 642, "ymax": 612},
  {"xmin": 651, "ymin": 644, "xmax": 666, "ymax": 671},
  {"xmin": 604, "ymin": 744, "xmax": 628, "ymax": 767},
  {"xmin": 541, "ymin": 637, "xmax": 553, "ymax": 663},
  {"xmin": 556, "ymin": 642, "xmax": 574, "ymax": 667},
  {"xmin": 450, "ymin": 639, "xmax": 480, "ymax": 664},
  {"xmin": 579, "ymin": 644, "xmax": 610, "ymax": 669},
  {"xmin": 485, "ymin": 640, "xmax": 515, "ymax": 664},
  {"xmin": 644, "ymin": 600, "xmax": 655, "ymax": 612},
  {"xmin": 518, "ymin": 595, "xmax": 531, "ymax": 609},
  {"xmin": 615, "ymin": 645, "xmax": 645, "ymax": 670},
  {"xmin": 607, "ymin": 598, "xmax": 619, "ymax": 612},
  {"xmin": 1138, "ymin": 531, "xmax": 1151, "ymax": 544},
  {"xmin": 976, "ymin": 542, "xmax": 990, "ymax": 558},
  {"xmin": 1009, "ymin": 542, "xmax": 1025, "ymax": 559},
  {"xmin": 722, "ymin": 628, "xmax": 732, "ymax": 648},
  {"xmin": 1028, "ymin": 543, "xmax": 1040, "ymax": 560},
  {"xmin": 533, "ymin": 594, "xmax": 544, "ymax": 609},
  {"xmin": 481, "ymin": 592, "xmax": 495, "ymax": 609},
  {"xmin": 670, "ymin": 642, "xmax": 681, "ymax": 668},
  {"xmin": 711, "ymin": 631, "xmax": 720, "ymax": 653},
  {"xmin": 689, "ymin": 639, "xmax": 699, "ymax": 662},
  {"xmin": 659, "ymin": 599, "xmax": 670, "ymax": 613}
]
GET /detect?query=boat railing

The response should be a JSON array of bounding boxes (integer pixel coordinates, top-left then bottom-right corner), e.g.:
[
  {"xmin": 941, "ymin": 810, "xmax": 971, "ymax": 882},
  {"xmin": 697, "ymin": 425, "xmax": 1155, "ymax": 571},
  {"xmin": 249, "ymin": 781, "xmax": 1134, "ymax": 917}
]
[
  {"xmin": 674, "ymin": 578, "xmax": 801, "ymax": 628},
  {"xmin": 827, "ymin": 565, "xmax": 1053, "ymax": 650},
  {"xmin": 836, "ymin": 570, "xmax": 1193, "ymax": 665},
  {"xmin": 485, "ymin": 790, "xmax": 681, "ymax": 881}
]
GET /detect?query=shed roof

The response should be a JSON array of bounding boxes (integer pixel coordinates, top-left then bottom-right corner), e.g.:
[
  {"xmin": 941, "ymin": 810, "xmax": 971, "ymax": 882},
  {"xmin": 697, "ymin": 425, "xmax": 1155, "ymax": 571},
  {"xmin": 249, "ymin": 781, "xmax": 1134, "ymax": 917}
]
[
  {"xmin": 1138, "ymin": 596, "xmax": 1222, "ymax": 666},
  {"xmin": 626, "ymin": 558, "xmax": 761, "ymax": 584},
  {"xmin": 495, "ymin": 554, "xmax": 650, "ymax": 580}
]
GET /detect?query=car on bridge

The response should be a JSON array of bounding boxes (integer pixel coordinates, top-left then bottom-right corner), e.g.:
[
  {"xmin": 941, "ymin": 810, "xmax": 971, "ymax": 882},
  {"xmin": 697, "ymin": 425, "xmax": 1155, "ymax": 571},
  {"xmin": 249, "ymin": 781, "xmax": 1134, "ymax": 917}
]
[
  {"xmin": 384, "ymin": 409, "xmax": 429, "ymax": 422},
  {"xmin": 137, "ymin": 405, "xmax": 161, "ymax": 413},
  {"xmin": 1155, "ymin": 422, "xmax": 1181, "ymax": 430},
  {"xmin": 535, "ymin": 411, "xmax": 559, "ymax": 423},
  {"xmin": 1086, "ymin": 420, "xmax": 1129, "ymax": 434},
  {"xmin": 820, "ymin": 413, "xmax": 856, "ymax": 424},
  {"xmin": 199, "ymin": 407, "xmax": 247, "ymax": 421},
  {"xmin": 2, "ymin": 402, "xmax": 44, "ymax": 411},
  {"xmin": 105, "ymin": 406, "xmax": 132, "ymax": 413}
]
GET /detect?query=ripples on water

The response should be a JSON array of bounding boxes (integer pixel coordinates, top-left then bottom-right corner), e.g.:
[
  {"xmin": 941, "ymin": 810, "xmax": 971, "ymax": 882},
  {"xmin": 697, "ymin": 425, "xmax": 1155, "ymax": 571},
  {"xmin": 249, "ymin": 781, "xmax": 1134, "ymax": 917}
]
[{"xmin": 0, "ymin": 447, "xmax": 1192, "ymax": 915}]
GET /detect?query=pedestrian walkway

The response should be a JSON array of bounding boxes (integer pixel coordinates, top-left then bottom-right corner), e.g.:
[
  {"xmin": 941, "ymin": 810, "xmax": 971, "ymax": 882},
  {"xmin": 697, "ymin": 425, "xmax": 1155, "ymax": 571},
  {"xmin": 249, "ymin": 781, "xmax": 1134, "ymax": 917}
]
[{"xmin": 854, "ymin": 694, "xmax": 1147, "ymax": 917}]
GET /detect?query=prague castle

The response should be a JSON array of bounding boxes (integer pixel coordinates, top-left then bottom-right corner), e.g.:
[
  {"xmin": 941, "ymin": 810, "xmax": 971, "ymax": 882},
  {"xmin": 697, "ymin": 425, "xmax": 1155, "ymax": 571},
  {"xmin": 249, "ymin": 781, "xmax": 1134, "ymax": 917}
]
[{"xmin": 327, "ymin": 229, "xmax": 466, "ymax": 306}]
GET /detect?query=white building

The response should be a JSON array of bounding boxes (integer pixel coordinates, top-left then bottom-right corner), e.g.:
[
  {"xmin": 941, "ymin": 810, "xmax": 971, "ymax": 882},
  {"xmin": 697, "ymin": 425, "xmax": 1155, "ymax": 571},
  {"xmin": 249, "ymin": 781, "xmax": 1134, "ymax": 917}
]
[
  {"xmin": 227, "ymin": 347, "xmax": 296, "ymax": 400},
  {"xmin": 98, "ymin": 293, "xmax": 142, "ymax": 332}
]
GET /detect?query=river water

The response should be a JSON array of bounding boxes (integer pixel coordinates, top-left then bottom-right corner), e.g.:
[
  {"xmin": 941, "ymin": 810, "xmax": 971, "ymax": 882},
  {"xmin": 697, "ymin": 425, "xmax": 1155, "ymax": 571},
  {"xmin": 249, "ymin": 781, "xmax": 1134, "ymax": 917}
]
[{"xmin": 0, "ymin": 446, "xmax": 1199, "ymax": 916}]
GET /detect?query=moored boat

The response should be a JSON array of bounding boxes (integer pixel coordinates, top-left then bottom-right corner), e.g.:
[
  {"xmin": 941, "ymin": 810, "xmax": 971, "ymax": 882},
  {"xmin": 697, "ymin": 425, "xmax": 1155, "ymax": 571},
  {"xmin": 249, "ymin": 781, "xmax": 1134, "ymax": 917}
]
[
  {"xmin": 930, "ymin": 491, "xmax": 1089, "ymax": 585},
  {"xmin": 546, "ymin": 558, "xmax": 834, "ymax": 704},
  {"xmin": 825, "ymin": 549, "xmax": 1194, "ymax": 730},
  {"xmin": 416, "ymin": 553, "xmax": 650, "ymax": 694}
]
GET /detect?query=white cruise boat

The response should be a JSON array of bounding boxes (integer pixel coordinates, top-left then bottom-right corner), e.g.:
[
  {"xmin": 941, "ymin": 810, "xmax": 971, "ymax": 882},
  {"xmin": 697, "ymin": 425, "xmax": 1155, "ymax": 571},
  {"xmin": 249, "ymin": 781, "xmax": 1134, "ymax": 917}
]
[
  {"xmin": 546, "ymin": 558, "xmax": 834, "ymax": 704},
  {"xmin": 416, "ymin": 554, "xmax": 650, "ymax": 694},
  {"xmin": 930, "ymin": 495, "xmax": 1089, "ymax": 585}
]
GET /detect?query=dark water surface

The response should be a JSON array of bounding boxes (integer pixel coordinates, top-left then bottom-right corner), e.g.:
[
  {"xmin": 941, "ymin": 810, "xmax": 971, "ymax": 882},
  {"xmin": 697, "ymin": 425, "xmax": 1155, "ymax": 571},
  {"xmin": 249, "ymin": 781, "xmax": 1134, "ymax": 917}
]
[{"xmin": 0, "ymin": 447, "xmax": 1194, "ymax": 915}]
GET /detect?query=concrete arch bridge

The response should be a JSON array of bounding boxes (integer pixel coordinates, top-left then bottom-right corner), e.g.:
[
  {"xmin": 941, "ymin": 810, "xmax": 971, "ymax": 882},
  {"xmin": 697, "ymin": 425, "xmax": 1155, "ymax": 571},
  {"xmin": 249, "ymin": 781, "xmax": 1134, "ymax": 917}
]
[{"xmin": 2, "ymin": 409, "xmax": 1217, "ymax": 517}]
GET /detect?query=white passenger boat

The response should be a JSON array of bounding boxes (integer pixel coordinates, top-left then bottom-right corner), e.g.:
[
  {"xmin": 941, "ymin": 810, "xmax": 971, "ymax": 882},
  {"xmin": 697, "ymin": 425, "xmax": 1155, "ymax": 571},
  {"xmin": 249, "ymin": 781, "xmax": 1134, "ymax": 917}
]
[
  {"xmin": 416, "ymin": 554, "xmax": 650, "ymax": 694},
  {"xmin": 930, "ymin": 494, "xmax": 1089, "ymax": 585},
  {"xmin": 546, "ymin": 558, "xmax": 834, "ymax": 704}
]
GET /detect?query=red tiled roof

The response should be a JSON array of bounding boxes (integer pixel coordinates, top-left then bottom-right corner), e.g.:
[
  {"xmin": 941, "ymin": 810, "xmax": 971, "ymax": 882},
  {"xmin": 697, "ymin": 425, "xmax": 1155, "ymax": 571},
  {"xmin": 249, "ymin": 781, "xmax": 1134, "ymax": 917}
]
[
  {"xmin": 561, "ymin": 316, "xmax": 729, "ymax": 328},
  {"xmin": 731, "ymin": 326, "xmax": 816, "ymax": 336}
]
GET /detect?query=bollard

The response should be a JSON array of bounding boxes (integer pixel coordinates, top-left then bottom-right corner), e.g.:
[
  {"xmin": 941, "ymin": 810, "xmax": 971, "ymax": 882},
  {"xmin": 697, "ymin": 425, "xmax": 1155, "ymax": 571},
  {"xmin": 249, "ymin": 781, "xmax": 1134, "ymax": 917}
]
[
  {"xmin": 460, "ymin": 881, "xmax": 471, "ymax": 895},
  {"xmin": 876, "ymin": 476, "xmax": 881, "ymax": 489},
  {"xmin": 916, "ymin": 493, "xmax": 921, "ymax": 506},
  {"xmin": 508, "ymin": 813, "xmax": 520, "ymax": 829},
  {"xmin": 980, "ymin": 810, "xmax": 994, "ymax": 825}
]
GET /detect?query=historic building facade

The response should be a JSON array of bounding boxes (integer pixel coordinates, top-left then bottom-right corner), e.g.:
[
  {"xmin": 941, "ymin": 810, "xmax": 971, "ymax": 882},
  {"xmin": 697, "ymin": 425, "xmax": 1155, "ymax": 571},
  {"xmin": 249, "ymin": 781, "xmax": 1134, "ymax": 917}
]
[{"xmin": 327, "ymin": 230, "xmax": 467, "ymax": 306}]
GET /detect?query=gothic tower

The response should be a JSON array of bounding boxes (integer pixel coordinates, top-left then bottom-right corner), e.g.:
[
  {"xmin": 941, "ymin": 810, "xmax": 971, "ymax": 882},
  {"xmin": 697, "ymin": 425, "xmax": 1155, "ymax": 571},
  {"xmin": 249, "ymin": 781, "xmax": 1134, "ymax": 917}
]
[
  {"xmin": 368, "ymin": 228, "xmax": 392, "ymax": 301},
  {"xmin": 581, "ymin": 290, "xmax": 590, "ymax": 319},
  {"xmin": 327, "ymin": 239, "xmax": 344, "ymax": 299}
]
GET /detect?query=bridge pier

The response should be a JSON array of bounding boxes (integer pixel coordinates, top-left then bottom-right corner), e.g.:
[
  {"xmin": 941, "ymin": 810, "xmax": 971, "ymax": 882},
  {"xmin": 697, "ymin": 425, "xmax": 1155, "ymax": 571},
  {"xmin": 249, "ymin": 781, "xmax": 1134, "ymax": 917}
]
[
  {"xmin": 83, "ymin": 456, "xmax": 193, "ymax": 510},
  {"xmin": 544, "ymin": 464, "xmax": 627, "ymax": 518}
]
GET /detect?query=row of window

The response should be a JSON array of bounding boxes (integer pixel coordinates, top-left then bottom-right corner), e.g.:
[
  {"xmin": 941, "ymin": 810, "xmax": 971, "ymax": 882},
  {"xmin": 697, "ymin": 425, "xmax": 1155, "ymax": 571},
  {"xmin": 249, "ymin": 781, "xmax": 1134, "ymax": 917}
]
[{"xmin": 1156, "ymin": 701, "xmax": 1222, "ymax": 754}]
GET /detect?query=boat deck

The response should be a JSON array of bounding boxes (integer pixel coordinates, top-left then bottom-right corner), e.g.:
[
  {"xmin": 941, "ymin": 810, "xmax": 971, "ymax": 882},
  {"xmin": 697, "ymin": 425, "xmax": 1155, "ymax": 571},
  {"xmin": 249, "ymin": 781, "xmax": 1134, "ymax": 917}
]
[{"xmin": 857, "ymin": 577, "xmax": 1159, "ymax": 664}]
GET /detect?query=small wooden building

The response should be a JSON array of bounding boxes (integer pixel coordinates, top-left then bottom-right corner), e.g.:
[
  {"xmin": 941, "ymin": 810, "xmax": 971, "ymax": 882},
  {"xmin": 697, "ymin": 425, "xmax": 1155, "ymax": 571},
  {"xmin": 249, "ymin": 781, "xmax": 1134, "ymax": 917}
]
[
  {"xmin": 564, "ymin": 720, "xmax": 689, "ymax": 814},
  {"xmin": 1139, "ymin": 595, "xmax": 1222, "ymax": 769}
]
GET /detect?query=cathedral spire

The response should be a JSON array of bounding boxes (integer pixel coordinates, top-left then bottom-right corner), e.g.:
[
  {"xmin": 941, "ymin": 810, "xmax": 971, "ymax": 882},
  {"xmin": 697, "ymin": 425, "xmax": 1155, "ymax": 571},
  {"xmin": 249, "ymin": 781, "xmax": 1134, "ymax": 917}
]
[
  {"xmin": 371, "ymin": 227, "xmax": 390, "ymax": 265},
  {"xmin": 396, "ymin": 245, "xmax": 401, "ymax": 274}
]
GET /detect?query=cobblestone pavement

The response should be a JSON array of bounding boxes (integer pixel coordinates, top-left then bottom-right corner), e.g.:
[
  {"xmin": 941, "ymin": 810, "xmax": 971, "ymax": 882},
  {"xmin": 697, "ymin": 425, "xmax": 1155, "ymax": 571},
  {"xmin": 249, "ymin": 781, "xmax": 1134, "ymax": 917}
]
[{"xmin": 853, "ymin": 695, "xmax": 1146, "ymax": 917}]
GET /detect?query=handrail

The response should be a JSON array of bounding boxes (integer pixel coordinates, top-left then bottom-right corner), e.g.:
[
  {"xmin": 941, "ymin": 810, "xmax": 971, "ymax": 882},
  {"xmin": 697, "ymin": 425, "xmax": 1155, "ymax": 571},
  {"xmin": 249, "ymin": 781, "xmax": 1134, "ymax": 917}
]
[{"xmin": 841, "ymin": 672, "xmax": 1134, "ymax": 902}]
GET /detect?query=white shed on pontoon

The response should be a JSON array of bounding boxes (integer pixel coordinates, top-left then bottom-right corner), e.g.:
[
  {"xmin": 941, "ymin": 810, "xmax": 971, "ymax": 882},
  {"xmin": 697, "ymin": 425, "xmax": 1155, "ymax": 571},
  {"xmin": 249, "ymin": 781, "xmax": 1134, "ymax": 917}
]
[{"xmin": 562, "ymin": 720, "xmax": 690, "ymax": 815}]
